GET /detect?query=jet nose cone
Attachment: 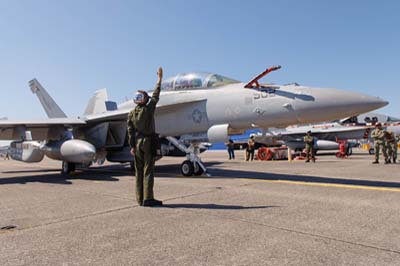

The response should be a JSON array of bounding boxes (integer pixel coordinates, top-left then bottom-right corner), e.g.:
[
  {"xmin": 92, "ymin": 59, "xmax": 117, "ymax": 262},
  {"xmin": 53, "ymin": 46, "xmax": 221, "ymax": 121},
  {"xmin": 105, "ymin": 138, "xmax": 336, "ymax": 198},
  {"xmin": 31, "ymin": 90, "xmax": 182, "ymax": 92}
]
[
  {"xmin": 332, "ymin": 90, "xmax": 388, "ymax": 114},
  {"xmin": 342, "ymin": 90, "xmax": 388, "ymax": 114},
  {"xmin": 294, "ymin": 87, "xmax": 388, "ymax": 124},
  {"xmin": 360, "ymin": 95, "xmax": 388, "ymax": 110}
]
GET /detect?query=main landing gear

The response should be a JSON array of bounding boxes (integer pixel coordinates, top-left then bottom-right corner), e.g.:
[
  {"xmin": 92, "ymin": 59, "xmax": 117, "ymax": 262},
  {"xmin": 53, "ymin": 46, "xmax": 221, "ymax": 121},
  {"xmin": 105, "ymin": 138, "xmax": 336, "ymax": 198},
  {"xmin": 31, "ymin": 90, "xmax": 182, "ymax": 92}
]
[
  {"xmin": 61, "ymin": 161, "xmax": 76, "ymax": 175},
  {"xmin": 166, "ymin": 136, "xmax": 209, "ymax": 177}
]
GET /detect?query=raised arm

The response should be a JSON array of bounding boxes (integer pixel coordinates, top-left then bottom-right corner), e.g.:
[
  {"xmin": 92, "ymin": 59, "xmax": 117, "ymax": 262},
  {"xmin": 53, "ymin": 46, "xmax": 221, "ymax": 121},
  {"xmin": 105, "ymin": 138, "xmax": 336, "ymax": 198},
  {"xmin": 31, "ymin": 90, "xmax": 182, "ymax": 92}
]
[{"xmin": 148, "ymin": 67, "xmax": 163, "ymax": 110}]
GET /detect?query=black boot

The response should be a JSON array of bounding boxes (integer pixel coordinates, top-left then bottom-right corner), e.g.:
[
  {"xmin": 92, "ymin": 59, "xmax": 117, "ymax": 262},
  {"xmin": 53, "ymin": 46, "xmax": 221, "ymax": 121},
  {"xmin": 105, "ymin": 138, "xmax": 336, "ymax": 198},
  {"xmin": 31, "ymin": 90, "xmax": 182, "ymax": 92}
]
[
  {"xmin": 143, "ymin": 199, "xmax": 163, "ymax": 207},
  {"xmin": 372, "ymin": 161, "xmax": 379, "ymax": 164}
]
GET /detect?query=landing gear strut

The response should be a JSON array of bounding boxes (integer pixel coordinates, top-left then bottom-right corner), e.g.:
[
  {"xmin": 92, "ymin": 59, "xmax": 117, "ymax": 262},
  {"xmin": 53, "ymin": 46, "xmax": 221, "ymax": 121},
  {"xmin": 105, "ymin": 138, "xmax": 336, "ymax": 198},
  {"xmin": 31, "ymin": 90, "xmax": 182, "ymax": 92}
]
[
  {"xmin": 61, "ymin": 161, "xmax": 75, "ymax": 175},
  {"xmin": 166, "ymin": 136, "xmax": 209, "ymax": 177}
]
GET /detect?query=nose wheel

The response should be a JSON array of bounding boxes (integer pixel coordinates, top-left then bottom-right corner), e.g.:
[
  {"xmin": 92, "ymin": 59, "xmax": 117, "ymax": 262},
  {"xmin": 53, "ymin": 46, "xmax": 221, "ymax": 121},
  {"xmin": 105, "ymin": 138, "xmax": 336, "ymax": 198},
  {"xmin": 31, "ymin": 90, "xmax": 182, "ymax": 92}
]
[
  {"xmin": 180, "ymin": 160, "xmax": 204, "ymax": 176},
  {"xmin": 166, "ymin": 136, "xmax": 209, "ymax": 177},
  {"xmin": 181, "ymin": 160, "xmax": 194, "ymax": 176}
]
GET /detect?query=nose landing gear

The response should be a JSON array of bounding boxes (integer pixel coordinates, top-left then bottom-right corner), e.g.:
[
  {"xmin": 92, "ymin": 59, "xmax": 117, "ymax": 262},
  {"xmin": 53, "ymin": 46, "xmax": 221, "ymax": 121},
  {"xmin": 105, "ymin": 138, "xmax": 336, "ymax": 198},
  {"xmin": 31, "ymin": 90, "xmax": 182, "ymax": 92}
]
[{"xmin": 166, "ymin": 136, "xmax": 209, "ymax": 177}]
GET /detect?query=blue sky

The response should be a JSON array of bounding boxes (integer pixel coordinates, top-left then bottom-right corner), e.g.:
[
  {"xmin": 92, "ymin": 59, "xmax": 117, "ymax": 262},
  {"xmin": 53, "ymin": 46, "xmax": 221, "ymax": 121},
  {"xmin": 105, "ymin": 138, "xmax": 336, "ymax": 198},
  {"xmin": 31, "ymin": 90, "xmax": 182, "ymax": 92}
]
[{"xmin": 0, "ymin": 0, "xmax": 399, "ymax": 119}]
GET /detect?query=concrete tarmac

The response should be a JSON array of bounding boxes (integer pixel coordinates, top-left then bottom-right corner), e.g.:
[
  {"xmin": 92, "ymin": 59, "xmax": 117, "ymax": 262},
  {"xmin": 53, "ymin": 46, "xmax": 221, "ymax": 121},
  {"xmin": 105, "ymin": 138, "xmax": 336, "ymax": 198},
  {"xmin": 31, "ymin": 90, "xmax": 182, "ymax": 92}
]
[{"xmin": 0, "ymin": 150, "xmax": 399, "ymax": 266}]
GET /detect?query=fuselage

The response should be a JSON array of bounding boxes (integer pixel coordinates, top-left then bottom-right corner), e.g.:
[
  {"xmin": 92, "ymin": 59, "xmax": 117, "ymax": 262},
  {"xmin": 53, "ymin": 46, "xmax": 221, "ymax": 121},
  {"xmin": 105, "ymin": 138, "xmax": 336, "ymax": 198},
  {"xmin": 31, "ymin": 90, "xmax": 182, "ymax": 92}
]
[{"xmin": 118, "ymin": 82, "xmax": 387, "ymax": 139}]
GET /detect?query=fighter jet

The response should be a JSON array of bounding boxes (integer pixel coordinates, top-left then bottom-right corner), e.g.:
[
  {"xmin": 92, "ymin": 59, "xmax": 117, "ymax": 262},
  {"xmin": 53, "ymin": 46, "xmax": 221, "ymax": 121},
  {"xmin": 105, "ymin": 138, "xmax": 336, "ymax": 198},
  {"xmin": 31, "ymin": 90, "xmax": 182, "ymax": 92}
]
[
  {"xmin": 341, "ymin": 112, "xmax": 400, "ymax": 125},
  {"xmin": 239, "ymin": 122, "xmax": 371, "ymax": 154},
  {"xmin": 341, "ymin": 112, "xmax": 400, "ymax": 155},
  {"xmin": 0, "ymin": 66, "xmax": 388, "ymax": 176}
]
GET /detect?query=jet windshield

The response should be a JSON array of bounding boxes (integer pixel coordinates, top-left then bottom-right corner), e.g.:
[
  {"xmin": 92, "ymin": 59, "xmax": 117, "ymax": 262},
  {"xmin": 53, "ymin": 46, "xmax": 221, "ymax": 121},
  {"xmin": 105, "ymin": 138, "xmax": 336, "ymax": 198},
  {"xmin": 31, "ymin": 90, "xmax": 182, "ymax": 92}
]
[{"xmin": 161, "ymin": 72, "xmax": 239, "ymax": 91}]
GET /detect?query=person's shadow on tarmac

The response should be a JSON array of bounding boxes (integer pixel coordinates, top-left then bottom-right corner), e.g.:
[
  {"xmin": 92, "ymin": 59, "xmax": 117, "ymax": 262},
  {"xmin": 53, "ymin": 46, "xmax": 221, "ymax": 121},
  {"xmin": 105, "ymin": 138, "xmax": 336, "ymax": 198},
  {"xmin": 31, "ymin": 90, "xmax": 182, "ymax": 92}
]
[{"xmin": 164, "ymin": 204, "xmax": 278, "ymax": 210}]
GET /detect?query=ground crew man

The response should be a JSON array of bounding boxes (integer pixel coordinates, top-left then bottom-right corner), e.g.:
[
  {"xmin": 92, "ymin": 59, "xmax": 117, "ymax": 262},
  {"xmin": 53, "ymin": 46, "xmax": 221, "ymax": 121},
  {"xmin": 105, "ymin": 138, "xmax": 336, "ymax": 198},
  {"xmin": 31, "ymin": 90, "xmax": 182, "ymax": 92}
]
[
  {"xmin": 225, "ymin": 139, "xmax": 235, "ymax": 160},
  {"xmin": 386, "ymin": 131, "xmax": 397, "ymax": 164},
  {"xmin": 371, "ymin": 123, "xmax": 388, "ymax": 164},
  {"xmin": 304, "ymin": 131, "xmax": 316, "ymax": 163},
  {"xmin": 127, "ymin": 67, "xmax": 163, "ymax": 207},
  {"xmin": 396, "ymin": 135, "xmax": 400, "ymax": 163},
  {"xmin": 246, "ymin": 136, "xmax": 255, "ymax": 161}
]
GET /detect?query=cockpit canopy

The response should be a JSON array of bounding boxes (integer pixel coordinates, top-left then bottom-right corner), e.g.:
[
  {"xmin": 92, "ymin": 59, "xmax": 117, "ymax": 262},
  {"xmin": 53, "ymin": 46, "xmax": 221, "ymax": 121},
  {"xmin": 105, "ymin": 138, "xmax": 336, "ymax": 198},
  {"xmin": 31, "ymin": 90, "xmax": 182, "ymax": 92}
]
[{"xmin": 161, "ymin": 72, "xmax": 240, "ymax": 91}]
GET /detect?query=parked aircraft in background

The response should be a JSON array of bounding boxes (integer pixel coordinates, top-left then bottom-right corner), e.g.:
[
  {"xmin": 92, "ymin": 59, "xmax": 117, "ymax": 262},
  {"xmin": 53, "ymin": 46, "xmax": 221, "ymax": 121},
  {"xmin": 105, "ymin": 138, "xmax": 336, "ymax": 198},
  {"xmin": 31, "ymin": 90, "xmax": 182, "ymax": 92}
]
[
  {"xmin": 230, "ymin": 112, "xmax": 400, "ymax": 155},
  {"xmin": 339, "ymin": 112, "xmax": 400, "ymax": 154},
  {"xmin": 341, "ymin": 112, "xmax": 400, "ymax": 125},
  {"xmin": 241, "ymin": 122, "xmax": 371, "ymax": 153},
  {"xmin": 0, "ymin": 66, "xmax": 388, "ymax": 175}
]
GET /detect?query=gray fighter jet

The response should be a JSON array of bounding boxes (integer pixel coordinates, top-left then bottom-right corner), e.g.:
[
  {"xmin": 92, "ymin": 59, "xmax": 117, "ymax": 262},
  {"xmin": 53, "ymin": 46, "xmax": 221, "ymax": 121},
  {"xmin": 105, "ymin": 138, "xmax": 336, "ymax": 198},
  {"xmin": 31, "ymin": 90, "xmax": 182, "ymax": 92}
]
[
  {"xmin": 0, "ymin": 66, "xmax": 388, "ymax": 175},
  {"xmin": 241, "ymin": 122, "xmax": 371, "ymax": 154}
]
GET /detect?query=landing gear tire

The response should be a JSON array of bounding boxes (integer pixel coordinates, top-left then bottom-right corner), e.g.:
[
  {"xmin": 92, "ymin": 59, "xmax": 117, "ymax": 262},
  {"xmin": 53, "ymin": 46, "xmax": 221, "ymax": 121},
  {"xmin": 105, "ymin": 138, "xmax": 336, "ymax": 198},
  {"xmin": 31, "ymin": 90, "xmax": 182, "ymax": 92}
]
[
  {"xmin": 181, "ymin": 160, "xmax": 194, "ymax": 176},
  {"xmin": 193, "ymin": 162, "xmax": 204, "ymax": 176},
  {"xmin": 61, "ymin": 161, "xmax": 75, "ymax": 175}
]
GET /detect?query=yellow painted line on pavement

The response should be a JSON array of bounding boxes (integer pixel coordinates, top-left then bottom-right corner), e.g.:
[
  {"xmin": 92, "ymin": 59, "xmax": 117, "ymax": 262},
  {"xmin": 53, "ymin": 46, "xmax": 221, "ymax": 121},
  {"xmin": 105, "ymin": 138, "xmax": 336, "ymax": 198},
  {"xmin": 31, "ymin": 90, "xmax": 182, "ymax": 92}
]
[{"xmin": 241, "ymin": 179, "xmax": 400, "ymax": 193}]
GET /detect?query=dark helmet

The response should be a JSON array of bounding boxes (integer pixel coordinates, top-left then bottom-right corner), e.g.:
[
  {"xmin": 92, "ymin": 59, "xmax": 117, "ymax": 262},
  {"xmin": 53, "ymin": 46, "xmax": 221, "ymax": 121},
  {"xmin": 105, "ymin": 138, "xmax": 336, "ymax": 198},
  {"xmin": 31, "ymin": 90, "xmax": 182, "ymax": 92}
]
[
  {"xmin": 375, "ymin": 122, "xmax": 382, "ymax": 128},
  {"xmin": 307, "ymin": 130, "xmax": 312, "ymax": 134}
]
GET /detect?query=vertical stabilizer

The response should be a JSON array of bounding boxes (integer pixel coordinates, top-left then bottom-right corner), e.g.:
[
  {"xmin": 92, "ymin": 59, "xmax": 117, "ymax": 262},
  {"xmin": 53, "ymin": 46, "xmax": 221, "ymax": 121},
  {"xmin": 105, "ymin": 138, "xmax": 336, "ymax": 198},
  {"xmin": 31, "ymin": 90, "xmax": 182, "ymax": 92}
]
[
  {"xmin": 29, "ymin": 79, "xmax": 67, "ymax": 118},
  {"xmin": 83, "ymin": 89, "xmax": 109, "ymax": 116}
]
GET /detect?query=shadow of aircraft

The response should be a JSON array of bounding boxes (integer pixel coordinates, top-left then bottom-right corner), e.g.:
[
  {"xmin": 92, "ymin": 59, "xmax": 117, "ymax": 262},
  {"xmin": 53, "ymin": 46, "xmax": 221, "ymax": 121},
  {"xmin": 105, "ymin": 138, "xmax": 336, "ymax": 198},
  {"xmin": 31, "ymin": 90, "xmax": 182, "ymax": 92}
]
[
  {"xmin": 153, "ymin": 162, "xmax": 400, "ymax": 190},
  {"xmin": 1, "ymin": 160, "xmax": 400, "ymax": 191},
  {"xmin": 205, "ymin": 167, "xmax": 400, "ymax": 189},
  {"xmin": 0, "ymin": 168, "xmax": 122, "ymax": 185}
]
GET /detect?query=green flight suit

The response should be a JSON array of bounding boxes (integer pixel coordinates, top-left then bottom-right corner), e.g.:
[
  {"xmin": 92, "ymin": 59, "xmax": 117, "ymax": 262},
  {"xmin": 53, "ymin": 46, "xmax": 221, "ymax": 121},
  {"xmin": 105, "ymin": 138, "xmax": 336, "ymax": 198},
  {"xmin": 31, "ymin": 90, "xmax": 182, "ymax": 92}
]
[
  {"xmin": 371, "ymin": 128, "xmax": 388, "ymax": 162},
  {"xmin": 396, "ymin": 136, "xmax": 400, "ymax": 162},
  {"xmin": 303, "ymin": 135, "xmax": 315, "ymax": 162},
  {"xmin": 127, "ymin": 82, "xmax": 161, "ymax": 205},
  {"xmin": 386, "ymin": 133, "xmax": 398, "ymax": 163}
]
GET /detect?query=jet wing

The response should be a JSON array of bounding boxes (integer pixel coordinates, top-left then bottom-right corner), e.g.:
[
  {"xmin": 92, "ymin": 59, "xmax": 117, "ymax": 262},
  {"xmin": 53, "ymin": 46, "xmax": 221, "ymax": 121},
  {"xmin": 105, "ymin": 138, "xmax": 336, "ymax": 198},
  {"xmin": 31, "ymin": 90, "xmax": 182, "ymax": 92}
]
[
  {"xmin": 272, "ymin": 124, "xmax": 371, "ymax": 141},
  {"xmin": 0, "ymin": 118, "xmax": 86, "ymax": 127},
  {"xmin": 84, "ymin": 97, "xmax": 207, "ymax": 123},
  {"xmin": 0, "ymin": 94, "xmax": 207, "ymax": 141},
  {"xmin": 0, "ymin": 118, "xmax": 86, "ymax": 140}
]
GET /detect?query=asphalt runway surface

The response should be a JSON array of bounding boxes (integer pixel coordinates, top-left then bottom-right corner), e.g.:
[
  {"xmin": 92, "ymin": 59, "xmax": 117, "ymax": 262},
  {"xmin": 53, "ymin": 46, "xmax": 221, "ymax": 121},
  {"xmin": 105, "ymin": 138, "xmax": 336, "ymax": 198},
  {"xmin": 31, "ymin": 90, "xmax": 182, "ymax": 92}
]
[{"xmin": 1, "ymin": 150, "xmax": 399, "ymax": 266}]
